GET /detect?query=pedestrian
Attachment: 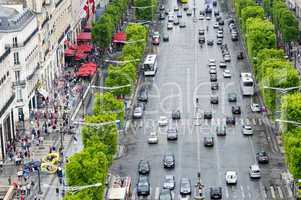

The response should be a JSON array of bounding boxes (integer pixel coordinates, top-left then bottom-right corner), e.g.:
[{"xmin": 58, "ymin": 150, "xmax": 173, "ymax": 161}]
[
  {"xmin": 8, "ymin": 176, "xmax": 11, "ymax": 185},
  {"xmin": 26, "ymin": 182, "xmax": 31, "ymax": 195}
]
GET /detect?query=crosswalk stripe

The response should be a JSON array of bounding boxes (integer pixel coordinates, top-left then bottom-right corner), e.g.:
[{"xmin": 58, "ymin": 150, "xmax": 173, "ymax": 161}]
[
  {"xmin": 154, "ymin": 187, "xmax": 160, "ymax": 200},
  {"xmin": 240, "ymin": 185, "xmax": 245, "ymax": 199},
  {"xmin": 277, "ymin": 186, "xmax": 284, "ymax": 199},
  {"xmin": 270, "ymin": 186, "xmax": 276, "ymax": 199},
  {"xmin": 252, "ymin": 118, "xmax": 256, "ymax": 125},
  {"xmin": 258, "ymin": 118, "xmax": 263, "ymax": 126},
  {"xmin": 240, "ymin": 118, "xmax": 244, "ymax": 125}
]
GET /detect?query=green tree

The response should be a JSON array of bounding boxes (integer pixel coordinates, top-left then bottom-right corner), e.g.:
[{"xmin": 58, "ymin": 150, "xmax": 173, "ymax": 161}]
[
  {"xmin": 245, "ymin": 18, "xmax": 276, "ymax": 59},
  {"xmin": 134, "ymin": 0, "xmax": 157, "ymax": 21},
  {"xmin": 82, "ymin": 114, "xmax": 118, "ymax": 156},
  {"xmin": 92, "ymin": 22, "xmax": 113, "ymax": 50},
  {"xmin": 65, "ymin": 149, "xmax": 108, "ymax": 200},
  {"xmin": 93, "ymin": 93, "xmax": 125, "ymax": 123},
  {"xmin": 281, "ymin": 93, "xmax": 301, "ymax": 131},
  {"xmin": 241, "ymin": 6, "xmax": 264, "ymax": 33},
  {"xmin": 283, "ymin": 128, "xmax": 301, "ymax": 178},
  {"xmin": 234, "ymin": 0, "xmax": 256, "ymax": 17},
  {"xmin": 260, "ymin": 60, "xmax": 300, "ymax": 114},
  {"xmin": 255, "ymin": 48, "xmax": 285, "ymax": 74},
  {"xmin": 105, "ymin": 64, "xmax": 136, "ymax": 97}
]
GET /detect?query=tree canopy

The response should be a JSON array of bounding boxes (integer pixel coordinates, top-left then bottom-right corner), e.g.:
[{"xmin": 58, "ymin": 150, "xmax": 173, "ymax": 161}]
[
  {"xmin": 241, "ymin": 6, "xmax": 264, "ymax": 33},
  {"xmin": 281, "ymin": 93, "xmax": 301, "ymax": 131}
]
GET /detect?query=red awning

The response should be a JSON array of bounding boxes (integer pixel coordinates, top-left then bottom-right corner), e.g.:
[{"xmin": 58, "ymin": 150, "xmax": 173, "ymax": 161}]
[
  {"xmin": 113, "ymin": 32, "xmax": 126, "ymax": 43},
  {"xmin": 74, "ymin": 51, "xmax": 88, "ymax": 61},
  {"xmin": 77, "ymin": 62, "xmax": 97, "ymax": 77},
  {"xmin": 77, "ymin": 32, "xmax": 92, "ymax": 41},
  {"xmin": 69, "ymin": 43, "xmax": 78, "ymax": 50},
  {"xmin": 64, "ymin": 48, "xmax": 76, "ymax": 57},
  {"xmin": 78, "ymin": 44, "xmax": 93, "ymax": 52}
]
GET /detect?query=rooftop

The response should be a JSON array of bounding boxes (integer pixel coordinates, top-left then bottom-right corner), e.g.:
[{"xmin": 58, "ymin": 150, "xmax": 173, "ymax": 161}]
[{"xmin": 0, "ymin": 6, "xmax": 34, "ymax": 32}]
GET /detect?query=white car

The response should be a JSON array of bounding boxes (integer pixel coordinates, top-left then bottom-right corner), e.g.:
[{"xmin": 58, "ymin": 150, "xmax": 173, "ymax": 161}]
[
  {"xmin": 249, "ymin": 164, "xmax": 261, "ymax": 178},
  {"xmin": 158, "ymin": 116, "xmax": 168, "ymax": 126},
  {"xmin": 242, "ymin": 123, "xmax": 253, "ymax": 135},
  {"xmin": 213, "ymin": 23, "xmax": 219, "ymax": 28},
  {"xmin": 224, "ymin": 54, "xmax": 231, "ymax": 62},
  {"xmin": 199, "ymin": 15, "xmax": 204, "ymax": 20},
  {"xmin": 225, "ymin": 171, "xmax": 237, "ymax": 184},
  {"xmin": 209, "ymin": 68, "xmax": 217, "ymax": 74},
  {"xmin": 206, "ymin": 16, "xmax": 211, "ymax": 20},
  {"xmin": 251, "ymin": 103, "xmax": 261, "ymax": 112},
  {"xmin": 168, "ymin": 15, "xmax": 174, "ymax": 22},
  {"xmin": 223, "ymin": 69, "xmax": 231, "ymax": 78},
  {"xmin": 167, "ymin": 22, "xmax": 173, "ymax": 30},
  {"xmin": 148, "ymin": 132, "xmax": 159, "ymax": 144}
]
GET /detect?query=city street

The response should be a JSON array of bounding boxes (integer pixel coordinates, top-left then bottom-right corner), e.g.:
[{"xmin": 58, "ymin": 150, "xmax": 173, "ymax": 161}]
[{"xmin": 111, "ymin": 0, "xmax": 288, "ymax": 199}]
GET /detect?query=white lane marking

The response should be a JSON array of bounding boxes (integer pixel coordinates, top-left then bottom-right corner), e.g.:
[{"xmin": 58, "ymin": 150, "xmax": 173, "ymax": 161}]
[
  {"xmin": 259, "ymin": 182, "xmax": 267, "ymax": 199},
  {"xmin": 277, "ymin": 186, "xmax": 284, "ymax": 199},
  {"xmin": 240, "ymin": 185, "xmax": 245, "ymax": 199},
  {"xmin": 240, "ymin": 118, "xmax": 244, "ymax": 125},
  {"xmin": 258, "ymin": 118, "xmax": 263, "ymax": 126},
  {"xmin": 154, "ymin": 187, "xmax": 160, "ymax": 200},
  {"xmin": 245, "ymin": 118, "xmax": 250, "ymax": 125},
  {"xmin": 252, "ymin": 118, "xmax": 256, "ymax": 125},
  {"xmin": 225, "ymin": 186, "xmax": 229, "ymax": 198},
  {"xmin": 270, "ymin": 186, "xmax": 276, "ymax": 199}
]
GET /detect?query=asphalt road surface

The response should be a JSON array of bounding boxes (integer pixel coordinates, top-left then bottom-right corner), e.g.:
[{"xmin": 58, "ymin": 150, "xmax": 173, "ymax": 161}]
[{"xmin": 111, "ymin": 0, "xmax": 287, "ymax": 199}]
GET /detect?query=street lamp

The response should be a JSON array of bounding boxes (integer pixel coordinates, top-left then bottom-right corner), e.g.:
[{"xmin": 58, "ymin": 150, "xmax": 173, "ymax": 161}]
[{"xmin": 275, "ymin": 119, "xmax": 301, "ymax": 127}]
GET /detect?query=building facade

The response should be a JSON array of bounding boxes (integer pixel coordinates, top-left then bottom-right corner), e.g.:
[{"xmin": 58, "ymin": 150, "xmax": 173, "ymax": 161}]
[{"xmin": 0, "ymin": 4, "xmax": 39, "ymax": 159}]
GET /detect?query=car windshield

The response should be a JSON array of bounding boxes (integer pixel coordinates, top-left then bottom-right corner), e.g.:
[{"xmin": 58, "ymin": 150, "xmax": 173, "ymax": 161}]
[
  {"xmin": 165, "ymin": 156, "xmax": 173, "ymax": 162},
  {"xmin": 181, "ymin": 181, "xmax": 190, "ymax": 188},
  {"xmin": 159, "ymin": 192, "xmax": 171, "ymax": 200},
  {"xmin": 167, "ymin": 128, "xmax": 176, "ymax": 133}
]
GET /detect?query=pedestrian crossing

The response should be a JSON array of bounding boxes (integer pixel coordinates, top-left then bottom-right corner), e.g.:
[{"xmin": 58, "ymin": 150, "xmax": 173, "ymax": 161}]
[
  {"xmin": 130, "ymin": 184, "xmax": 286, "ymax": 200},
  {"xmin": 192, "ymin": 117, "xmax": 264, "ymax": 127}
]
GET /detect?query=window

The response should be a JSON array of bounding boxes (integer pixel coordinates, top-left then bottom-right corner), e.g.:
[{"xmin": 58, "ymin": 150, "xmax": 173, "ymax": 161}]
[
  {"xmin": 15, "ymin": 71, "xmax": 20, "ymax": 83},
  {"xmin": 16, "ymin": 87, "xmax": 22, "ymax": 101},
  {"xmin": 13, "ymin": 52, "xmax": 19, "ymax": 65},
  {"xmin": 12, "ymin": 37, "xmax": 18, "ymax": 47}
]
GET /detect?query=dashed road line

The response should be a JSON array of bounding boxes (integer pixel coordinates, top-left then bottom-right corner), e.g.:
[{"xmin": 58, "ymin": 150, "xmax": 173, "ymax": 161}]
[
  {"xmin": 277, "ymin": 186, "xmax": 284, "ymax": 199},
  {"xmin": 270, "ymin": 186, "xmax": 276, "ymax": 199},
  {"xmin": 240, "ymin": 185, "xmax": 245, "ymax": 199},
  {"xmin": 252, "ymin": 118, "xmax": 256, "ymax": 125}
]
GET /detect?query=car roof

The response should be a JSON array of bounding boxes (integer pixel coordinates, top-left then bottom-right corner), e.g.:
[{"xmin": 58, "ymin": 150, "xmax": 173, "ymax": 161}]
[
  {"xmin": 250, "ymin": 164, "xmax": 260, "ymax": 170},
  {"xmin": 165, "ymin": 175, "xmax": 174, "ymax": 179}
]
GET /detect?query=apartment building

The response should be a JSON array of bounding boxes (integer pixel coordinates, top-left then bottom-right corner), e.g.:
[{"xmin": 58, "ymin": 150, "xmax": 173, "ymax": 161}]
[{"xmin": 0, "ymin": 4, "xmax": 39, "ymax": 159}]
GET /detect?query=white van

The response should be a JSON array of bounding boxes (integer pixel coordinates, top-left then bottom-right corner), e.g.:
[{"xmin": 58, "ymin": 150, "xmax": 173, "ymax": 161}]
[{"xmin": 249, "ymin": 164, "xmax": 261, "ymax": 178}]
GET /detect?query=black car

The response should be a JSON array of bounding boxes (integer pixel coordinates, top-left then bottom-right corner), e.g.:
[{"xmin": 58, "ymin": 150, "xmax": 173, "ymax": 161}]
[
  {"xmin": 172, "ymin": 110, "xmax": 181, "ymax": 119},
  {"xmin": 160, "ymin": 5, "xmax": 165, "ymax": 11},
  {"xmin": 200, "ymin": 10, "xmax": 205, "ymax": 15},
  {"xmin": 138, "ymin": 88, "xmax": 148, "ymax": 102},
  {"xmin": 204, "ymin": 111, "xmax": 212, "ymax": 119},
  {"xmin": 228, "ymin": 93, "xmax": 237, "ymax": 102},
  {"xmin": 137, "ymin": 175, "xmax": 150, "ymax": 196},
  {"xmin": 138, "ymin": 160, "xmax": 150, "ymax": 175},
  {"xmin": 213, "ymin": 0, "xmax": 217, "ymax": 6},
  {"xmin": 216, "ymin": 125, "xmax": 226, "ymax": 136},
  {"xmin": 226, "ymin": 116, "xmax": 236, "ymax": 125},
  {"xmin": 210, "ymin": 95, "xmax": 218, "ymax": 104},
  {"xmin": 210, "ymin": 187, "xmax": 222, "ymax": 199},
  {"xmin": 218, "ymin": 20, "xmax": 224, "ymax": 25},
  {"xmin": 214, "ymin": 10, "xmax": 219, "ymax": 16},
  {"xmin": 177, "ymin": 12, "xmax": 183, "ymax": 18},
  {"xmin": 183, "ymin": 5, "xmax": 189, "ymax": 11},
  {"xmin": 199, "ymin": 36, "xmax": 205, "ymax": 43},
  {"xmin": 167, "ymin": 127, "xmax": 178, "ymax": 140},
  {"xmin": 256, "ymin": 151, "xmax": 269, "ymax": 164},
  {"xmin": 159, "ymin": 13, "xmax": 165, "ymax": 20},
  {"xmin": 207, "ymin": 40, "xmax": 214, "ymax": 46},
  {"xmin": 231, "ymin": 34, "xmax": 238, "ymax": 41},
  {"xmin": 187, "ymin": 9, "xmax": 192, "ymax": 16},
  {"xmin": 159, "ymin": 189, "xmax": 172, "ymax": 200},
  {"xmin": 173, "ymin": 18, "xmax": 179, "ymax": 25},
  {"xmin": 216, "ymin": 16, "xmax": 222, "ymax": 22},
  {"xmin": 232, "ymin": 106, "xmax": 241, "ymax": 114},
  {"xmin": 163, "ymin": 33, "xmax": 169, "ymax": 42},
  {"xmin": 204, "ymin": 136, "xmax": 214, "ymax": 147},
  {"xmin": 199, "ymin": 29, "xmax": 205, "ymax": 35},
  {"xmin": 165, "ymin": 9, "xmax": 170, "ymax": 15},
  {"xmin": 211, "ymin": 82, "xmax": 219, "ymax": 90},
  {"xmin": 210, "ymin": 74, "xmax": 217, "ymax": 82},
  {"xmin": 180, "ymin": 178, "xmax": 192, "ymax": 195},
  {"xmin": 163, "ymin": 154, "xmax": 175, "ymax": 168},
  {"xmin": 219, "ymin": 61, "xmax": 226, "ymax": 68}
]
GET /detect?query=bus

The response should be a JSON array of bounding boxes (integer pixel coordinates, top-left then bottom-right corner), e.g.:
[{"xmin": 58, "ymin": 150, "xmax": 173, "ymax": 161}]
[
  {"xmin": 107, "ymin": 176, "xmax": 132, "ymax": 200},
  {"xmin": 143, "ymin": 54, "xmax": 158, "ymax": 76},
  {"xmin": 240, "ymin": 72, "xmax": 255, "ymax": 96}
]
